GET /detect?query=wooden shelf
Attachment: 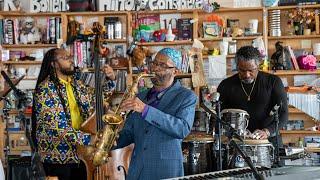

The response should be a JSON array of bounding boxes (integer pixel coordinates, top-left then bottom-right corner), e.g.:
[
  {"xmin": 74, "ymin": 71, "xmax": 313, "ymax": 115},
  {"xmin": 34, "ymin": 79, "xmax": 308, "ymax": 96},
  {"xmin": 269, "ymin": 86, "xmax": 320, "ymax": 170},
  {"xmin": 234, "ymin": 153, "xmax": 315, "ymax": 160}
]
[
  {"xmin": 203, "ymin": 54, "xmax": 235, "ymax": 59},
  {"xmin": 267, "ymin": 4, "xmax": 320, "ymax": 10},
  {"xmin": 198, "ymin": 36, "xmax": 262, "ymax": 42},
  {"xmin": 289, "ymin": 107, "xmax": 306, "ymax": 114},
  {"xmin": 2, "ymin": 44, "xmax": 57, "ymax": 48},
  {"xmin": 102, "ymin": 39, "xmax": 127, "ymax": 43},
  {"xmin": 268, "ymin": 35, "xmax": 320, "ymax": 40},
  {"xmin": 2, "ymin": 61, "xmax": 42, "ymax": 65},
  {"xmin": 137, "ymin": 40, "xmax": 193, "ymax": 46},
  {"xmin": 267, "ymin": 70, "xmax": 320, "ymax": 75},
  {"xmin": 65, "ymin": 11, "xmax": 129, "ymax": 16},
  {"xmin": 305, "ymin": 147, "xmax": 320, "ymax": 153},
  {"xmin": 130, "ymin": 9, "xmax": 195, "ymax": 14},
  {"xmin": 130, "ymin": 7, "xmax": 263, "ymax": 15},
  {"xmin": 280, "ymin": 130, "xmax": 320, "ymax": 134},
  {"xmin": 81, "ymin": 67, "xmax": 127, "ymax": 73},
  {"xmin": 7, "ymin": 110, "xmax": 32, "ymax": 115}
]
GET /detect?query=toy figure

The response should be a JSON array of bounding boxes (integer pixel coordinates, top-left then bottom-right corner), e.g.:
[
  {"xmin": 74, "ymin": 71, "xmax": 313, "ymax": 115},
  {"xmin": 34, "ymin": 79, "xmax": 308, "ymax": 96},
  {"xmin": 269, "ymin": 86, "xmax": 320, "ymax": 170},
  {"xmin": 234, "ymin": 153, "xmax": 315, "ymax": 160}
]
[
  {"xmin": 20, "ymin": 17, "xmax": 41, "ymax": 44},
  {"xmin": 271, "ymin": 41, "xmax": 286, "ymax": 70}
]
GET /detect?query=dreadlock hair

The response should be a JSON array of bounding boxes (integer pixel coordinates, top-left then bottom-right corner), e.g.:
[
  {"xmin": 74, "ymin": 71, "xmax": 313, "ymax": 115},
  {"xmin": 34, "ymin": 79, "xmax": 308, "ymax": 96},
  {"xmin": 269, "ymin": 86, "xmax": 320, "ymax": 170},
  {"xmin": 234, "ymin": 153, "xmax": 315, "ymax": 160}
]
[
  {"xmin": 32, "ymin": 48, "xmax": 70, "ymax": 150},
  {"xmin": 35, "ymin": 48, "xmax": 59, "ymax": 87},
  {"xmin": 235, "ymin": 46, "xmax": 261, "ymax": 65}
]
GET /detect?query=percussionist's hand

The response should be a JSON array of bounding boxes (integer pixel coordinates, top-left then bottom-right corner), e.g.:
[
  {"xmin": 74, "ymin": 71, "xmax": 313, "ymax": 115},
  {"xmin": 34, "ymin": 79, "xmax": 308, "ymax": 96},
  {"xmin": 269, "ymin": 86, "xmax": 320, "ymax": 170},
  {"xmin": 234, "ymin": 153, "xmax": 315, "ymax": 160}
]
[{"xmin": 252, "ymin": 129, "xmax": 269, "ymax": 140}]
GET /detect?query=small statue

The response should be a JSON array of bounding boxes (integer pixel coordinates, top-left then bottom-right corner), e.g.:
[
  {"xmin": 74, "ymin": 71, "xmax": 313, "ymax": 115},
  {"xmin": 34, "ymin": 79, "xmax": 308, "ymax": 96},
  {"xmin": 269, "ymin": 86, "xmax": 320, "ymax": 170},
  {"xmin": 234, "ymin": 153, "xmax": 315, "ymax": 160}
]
[
  {"xmin": 19, "ymin": 17, "xmax": 41, "ymax": 44},
  {"xmin": 271, "ymin": 41, "xmax": 286, "ymax": 70},
  {"xmin": 132, "ymin": 46, "xmax": 154, "ymax": 67},
  {"xmin": 66, "ymin": 17, "xmax": 80, "ymax": 45}
]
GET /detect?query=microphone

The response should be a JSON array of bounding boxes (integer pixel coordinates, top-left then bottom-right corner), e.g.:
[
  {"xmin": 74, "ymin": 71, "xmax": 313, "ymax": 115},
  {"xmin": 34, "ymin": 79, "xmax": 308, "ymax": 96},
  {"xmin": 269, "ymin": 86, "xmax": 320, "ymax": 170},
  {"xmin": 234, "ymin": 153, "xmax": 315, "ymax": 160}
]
[
  {"xmin": 211, "ymin": 92, "xmax": 220, "ymax": 103},
  {"xmin": 280, "ymin": 151, "xmax": 310, "ymax": 160},
  {"xmin": 269, "ymin": 103, "xmax": 280, "ymax": 116}
]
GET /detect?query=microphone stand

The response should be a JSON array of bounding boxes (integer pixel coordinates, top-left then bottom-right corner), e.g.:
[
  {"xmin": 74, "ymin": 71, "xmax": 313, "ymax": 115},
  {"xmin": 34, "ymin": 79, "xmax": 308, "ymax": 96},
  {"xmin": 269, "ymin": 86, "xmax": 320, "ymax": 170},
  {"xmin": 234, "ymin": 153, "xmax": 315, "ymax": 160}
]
[
  {"xmin": 201, "ymin": 104, "xmax": 265, "ymax": 180},
  {"xmin": 2, "ymin": 98, "xmax": 11, "ymax": 180},
  {"xmin": 229, "ymin": 139, "xmax": 265, "ymax": 180},
  {"xmin": 272, "ymin": 108, "xmax": 281, "ymax": 168},
  {"xmin": 214, "ymin": 101, "xmax": 223, "ymax": 171},
  {"xmin": 1, "ymin": 71, "xmax": 46, "ymax": 179}
]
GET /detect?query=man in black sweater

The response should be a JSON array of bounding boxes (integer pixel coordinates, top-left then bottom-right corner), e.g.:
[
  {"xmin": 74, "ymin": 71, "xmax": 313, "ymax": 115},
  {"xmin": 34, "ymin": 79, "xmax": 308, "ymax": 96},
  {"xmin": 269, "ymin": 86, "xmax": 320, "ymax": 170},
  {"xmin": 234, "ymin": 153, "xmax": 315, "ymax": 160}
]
[{"xmin": 217, "ymin": 46, "xmax": 288, "ymax": 143}]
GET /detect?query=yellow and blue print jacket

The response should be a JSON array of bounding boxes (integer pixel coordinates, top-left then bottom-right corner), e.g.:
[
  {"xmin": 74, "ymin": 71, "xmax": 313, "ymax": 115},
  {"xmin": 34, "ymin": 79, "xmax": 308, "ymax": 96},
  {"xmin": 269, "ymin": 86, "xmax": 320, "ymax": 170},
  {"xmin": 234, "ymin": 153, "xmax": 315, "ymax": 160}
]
[{"xmin": 34, "ymin": 75, "xmax": 98, "ymax": 164}]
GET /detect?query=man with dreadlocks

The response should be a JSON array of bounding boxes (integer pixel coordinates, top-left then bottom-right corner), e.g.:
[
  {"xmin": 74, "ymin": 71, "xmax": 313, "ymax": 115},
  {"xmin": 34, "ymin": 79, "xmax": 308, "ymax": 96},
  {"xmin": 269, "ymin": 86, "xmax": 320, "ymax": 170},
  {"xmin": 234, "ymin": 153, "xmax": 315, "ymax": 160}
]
[{"xmin": 31, "ymin": 48, "xmax": 115, "ymax": 180}]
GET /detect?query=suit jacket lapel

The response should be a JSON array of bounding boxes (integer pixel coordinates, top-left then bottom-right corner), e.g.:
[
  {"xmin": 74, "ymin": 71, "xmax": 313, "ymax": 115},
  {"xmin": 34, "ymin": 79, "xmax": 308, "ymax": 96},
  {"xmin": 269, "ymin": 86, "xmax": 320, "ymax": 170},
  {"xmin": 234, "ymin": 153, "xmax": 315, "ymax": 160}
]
[
  {"xmin": 156, "ymin": 81, "xmax": 180, "ymax": 111},
  {"xmin": 138, "ymin": 81, "xmax": 181, "ymax": 132}
]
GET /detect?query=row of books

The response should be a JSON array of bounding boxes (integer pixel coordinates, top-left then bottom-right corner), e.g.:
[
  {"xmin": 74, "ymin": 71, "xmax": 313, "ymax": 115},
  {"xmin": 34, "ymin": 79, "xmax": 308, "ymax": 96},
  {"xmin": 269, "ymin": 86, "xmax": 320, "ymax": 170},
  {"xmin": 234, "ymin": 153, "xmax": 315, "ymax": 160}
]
[
  {"xmin": 79, "ymin": 70, "xmax": 127, "ymax": 93},
  {"xmin": 285, "ymin": 45, "xmax": 301, "ymax": 70},
  {"xmin": 71, "ymin": 40, "xmax": 127, "ymax": 68},
  {"xmin": 0, "ymin": 17, "xmax": 62, "ymax": 45}
]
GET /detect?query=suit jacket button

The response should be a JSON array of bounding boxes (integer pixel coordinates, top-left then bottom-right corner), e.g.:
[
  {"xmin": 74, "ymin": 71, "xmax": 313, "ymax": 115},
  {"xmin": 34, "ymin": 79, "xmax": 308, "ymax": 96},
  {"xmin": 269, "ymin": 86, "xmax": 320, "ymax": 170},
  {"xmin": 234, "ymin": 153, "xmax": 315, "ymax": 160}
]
[
  {"xmin": 143, "ymin": 147, "xmax": 147, "ymax": 150},
  {"xmin": 145, "ymin": 130, "xmax": 149, "ymax": 134}
]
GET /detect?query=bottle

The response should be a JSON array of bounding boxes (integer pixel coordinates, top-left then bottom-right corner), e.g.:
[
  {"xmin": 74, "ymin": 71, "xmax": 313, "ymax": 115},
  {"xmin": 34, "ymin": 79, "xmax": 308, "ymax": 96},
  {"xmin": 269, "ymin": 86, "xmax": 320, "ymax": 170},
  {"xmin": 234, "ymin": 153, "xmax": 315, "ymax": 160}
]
[
  {"xmin": 228, "ymin": 40, "xmax": 237, "ymax": 54},
  {"xmin": 115, "ymin": 20, "xmax": 122, "ymax": 39},
  {"xmin": 298, "ymin": 137, "xmax": 304, "ymax": 148},
  {"xmin": 165, "ymin": 24, "xmax": 175, "ymax": 42}
]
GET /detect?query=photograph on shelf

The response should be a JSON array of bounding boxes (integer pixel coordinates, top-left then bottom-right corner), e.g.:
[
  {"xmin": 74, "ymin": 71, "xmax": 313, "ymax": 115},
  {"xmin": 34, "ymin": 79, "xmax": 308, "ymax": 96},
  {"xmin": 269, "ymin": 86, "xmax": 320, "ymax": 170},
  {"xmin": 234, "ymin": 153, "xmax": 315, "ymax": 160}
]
[
  {"xmin": 114, "ymin": 44, "xmax": 126, "ymax": 58},
  {"xmin": 203, "ymin": 22, "xmax": 221, "ymax": 38}
]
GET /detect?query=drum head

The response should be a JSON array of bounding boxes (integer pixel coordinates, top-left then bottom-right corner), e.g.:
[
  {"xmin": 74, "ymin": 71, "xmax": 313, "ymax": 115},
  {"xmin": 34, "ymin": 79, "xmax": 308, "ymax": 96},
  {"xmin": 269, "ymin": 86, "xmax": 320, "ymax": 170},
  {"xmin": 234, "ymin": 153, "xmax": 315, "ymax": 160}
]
[
  {"xmin": 184, "ymin": 132, "xmax": 214, "ymax": 142},
  {"xmin": 221, "ymin": 109, "xmax": 249, "ymax": 115},
  {"xmin": 233, "ymin": 138, "xmax": 270, "ymax": 145}
]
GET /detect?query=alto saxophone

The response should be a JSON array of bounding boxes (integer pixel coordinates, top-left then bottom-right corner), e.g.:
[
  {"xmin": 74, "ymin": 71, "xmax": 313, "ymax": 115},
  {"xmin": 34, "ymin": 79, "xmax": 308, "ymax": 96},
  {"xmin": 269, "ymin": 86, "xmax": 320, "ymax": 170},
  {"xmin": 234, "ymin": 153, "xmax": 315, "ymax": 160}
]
[{"xmin": 84, "ymin": 73, "xmax": 155, "ymax": 166}]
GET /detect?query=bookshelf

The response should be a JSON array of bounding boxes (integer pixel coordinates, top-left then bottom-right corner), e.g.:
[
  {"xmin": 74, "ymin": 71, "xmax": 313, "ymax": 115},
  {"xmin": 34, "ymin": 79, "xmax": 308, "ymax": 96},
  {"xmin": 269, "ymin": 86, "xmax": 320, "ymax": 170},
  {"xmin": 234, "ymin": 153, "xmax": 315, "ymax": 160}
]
[{"xmin": 0, "ymin": 4, "xmax": 319, "ymax": 172}]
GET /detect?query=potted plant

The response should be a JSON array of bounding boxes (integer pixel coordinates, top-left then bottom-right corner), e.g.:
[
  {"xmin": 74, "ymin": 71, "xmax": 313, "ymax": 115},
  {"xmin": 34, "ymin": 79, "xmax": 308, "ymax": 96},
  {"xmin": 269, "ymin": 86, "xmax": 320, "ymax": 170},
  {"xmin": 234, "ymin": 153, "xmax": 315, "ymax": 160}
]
[{"xmin": 286, "ymin": 8, "xmax": 315, "ymax": 35}]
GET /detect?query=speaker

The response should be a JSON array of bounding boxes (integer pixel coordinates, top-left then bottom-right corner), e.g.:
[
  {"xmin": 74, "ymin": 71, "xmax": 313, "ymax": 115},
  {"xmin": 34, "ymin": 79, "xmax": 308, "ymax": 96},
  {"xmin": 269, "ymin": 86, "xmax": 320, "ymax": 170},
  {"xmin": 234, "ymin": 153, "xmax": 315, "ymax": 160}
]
[{"xmin": 8, "ymin": 156, "xmax": 31, "ymax": 180}]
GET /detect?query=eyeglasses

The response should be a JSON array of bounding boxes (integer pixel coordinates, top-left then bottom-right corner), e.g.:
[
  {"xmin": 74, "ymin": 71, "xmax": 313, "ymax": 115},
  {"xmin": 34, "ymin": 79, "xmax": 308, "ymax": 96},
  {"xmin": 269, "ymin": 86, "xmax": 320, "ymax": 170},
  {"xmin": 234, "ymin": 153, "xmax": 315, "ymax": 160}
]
[{"xmin": 150, "ymin": 61, "xmax": 175, "ymax": 70}]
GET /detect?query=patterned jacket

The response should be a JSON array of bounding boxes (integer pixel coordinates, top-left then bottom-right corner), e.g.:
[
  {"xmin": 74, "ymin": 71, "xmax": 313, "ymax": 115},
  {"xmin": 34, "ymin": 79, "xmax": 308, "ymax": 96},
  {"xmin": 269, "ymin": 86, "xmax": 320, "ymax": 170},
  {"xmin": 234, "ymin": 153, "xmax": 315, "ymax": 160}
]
[{"xmin": 34, "ymin": 75, "xmax": 99, "ymax": 164}]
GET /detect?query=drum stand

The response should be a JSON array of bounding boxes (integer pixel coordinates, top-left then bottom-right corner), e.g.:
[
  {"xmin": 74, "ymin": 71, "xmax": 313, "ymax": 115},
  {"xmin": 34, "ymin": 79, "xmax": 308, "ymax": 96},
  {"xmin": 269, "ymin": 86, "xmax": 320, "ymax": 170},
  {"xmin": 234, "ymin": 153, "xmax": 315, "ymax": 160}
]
[
  {"xmin": 201, "ymin": 104, "xmax": 265, "ymax": 179},
  {"xmin": 214, "ymin": 101, "xmax": 223, "ymax": 171},
  {"xmin": 272, "ymin": 108, "xmax": 281, "ymax": 168},
  {"xmin": 229, "ymin": 139, "xmax": 265, "ymax": 180}
]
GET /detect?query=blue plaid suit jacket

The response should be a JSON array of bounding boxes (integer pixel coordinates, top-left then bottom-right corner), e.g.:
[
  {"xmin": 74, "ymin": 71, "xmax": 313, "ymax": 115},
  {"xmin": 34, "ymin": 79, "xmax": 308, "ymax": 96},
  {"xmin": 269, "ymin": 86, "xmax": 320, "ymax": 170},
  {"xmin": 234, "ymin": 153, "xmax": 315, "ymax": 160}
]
[{"xmin": 115, "ymin": 81, "xmax": 197, "ymax": 180}]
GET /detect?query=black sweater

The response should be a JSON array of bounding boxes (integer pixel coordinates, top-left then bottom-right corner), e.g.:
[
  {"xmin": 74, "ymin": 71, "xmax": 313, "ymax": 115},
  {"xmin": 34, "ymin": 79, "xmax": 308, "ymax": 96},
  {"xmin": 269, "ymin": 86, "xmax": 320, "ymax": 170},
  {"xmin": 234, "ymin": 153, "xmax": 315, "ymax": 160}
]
[{"xmin": 217, "ymin": 71, "xmax": 288, "ymax": 136}]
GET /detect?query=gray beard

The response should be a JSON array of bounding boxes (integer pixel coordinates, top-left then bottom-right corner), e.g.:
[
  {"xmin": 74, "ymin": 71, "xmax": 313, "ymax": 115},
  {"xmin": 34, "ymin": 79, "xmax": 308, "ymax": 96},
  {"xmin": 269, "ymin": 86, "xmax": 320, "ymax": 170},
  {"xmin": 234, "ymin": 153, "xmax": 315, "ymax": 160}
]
[
  {"xmin": 151, "ymin": 73, "xmax": 171, "ymax": 86},
  {"xmin": 241, "ymin": 78, "xmax": 254, "ymax": 84}
]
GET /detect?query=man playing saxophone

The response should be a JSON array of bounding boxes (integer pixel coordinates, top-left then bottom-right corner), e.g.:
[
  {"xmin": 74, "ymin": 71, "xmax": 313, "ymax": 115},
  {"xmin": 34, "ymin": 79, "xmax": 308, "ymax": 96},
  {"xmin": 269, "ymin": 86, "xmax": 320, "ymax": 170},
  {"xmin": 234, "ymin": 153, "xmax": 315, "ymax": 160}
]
[
  {"xmin": 115, "ymin": 48, "xmax": 198, "ymax": 180},
  {"xmin": 31, "ymin": 48, "xmax": 116, "ymax": 180}
]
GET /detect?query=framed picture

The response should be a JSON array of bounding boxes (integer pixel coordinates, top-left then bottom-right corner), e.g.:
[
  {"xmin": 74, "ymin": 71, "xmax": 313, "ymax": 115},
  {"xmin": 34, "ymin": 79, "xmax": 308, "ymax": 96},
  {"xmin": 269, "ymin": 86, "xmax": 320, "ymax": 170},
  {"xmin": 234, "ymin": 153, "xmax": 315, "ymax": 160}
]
[
  {"xmin": 203, "ymin": 22, "xmax": 220, "ymax": 38},
  {"xmin": 114, "ymin": 44, "xmax": 125, "ymax": 58}
]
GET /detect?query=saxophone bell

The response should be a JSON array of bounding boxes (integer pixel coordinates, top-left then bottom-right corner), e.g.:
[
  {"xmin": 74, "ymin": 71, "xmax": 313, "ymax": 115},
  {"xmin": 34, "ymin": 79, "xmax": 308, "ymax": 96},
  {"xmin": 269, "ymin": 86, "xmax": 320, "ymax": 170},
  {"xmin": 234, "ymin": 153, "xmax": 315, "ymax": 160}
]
[{"xmin": 83, "ymin": 73, "xmax": 155, "ymax": 167}]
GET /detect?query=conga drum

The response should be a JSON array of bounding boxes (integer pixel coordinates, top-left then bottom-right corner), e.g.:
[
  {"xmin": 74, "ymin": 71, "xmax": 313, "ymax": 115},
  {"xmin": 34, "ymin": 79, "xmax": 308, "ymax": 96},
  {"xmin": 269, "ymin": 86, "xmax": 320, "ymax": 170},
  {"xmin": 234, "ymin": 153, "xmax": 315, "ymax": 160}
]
[
  {"xmin": 230, "ymin": 139, "xmax": 274, "ymax": 168},
  {"xmin": 182, "ymin": 133, "xmax": 214, "ymax": 175},
  {"xmin": 221, "ymin": 109, "xmax": 249, "ymax": 138},
  {"xmin": 192, "ymin": 109, "xmax": 212, "ymax": 134}
]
